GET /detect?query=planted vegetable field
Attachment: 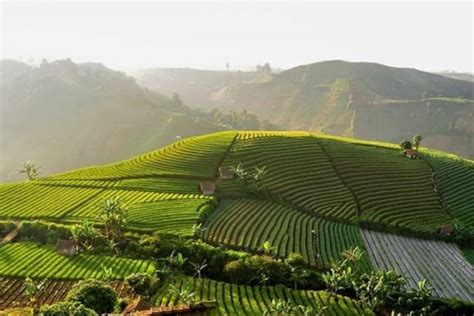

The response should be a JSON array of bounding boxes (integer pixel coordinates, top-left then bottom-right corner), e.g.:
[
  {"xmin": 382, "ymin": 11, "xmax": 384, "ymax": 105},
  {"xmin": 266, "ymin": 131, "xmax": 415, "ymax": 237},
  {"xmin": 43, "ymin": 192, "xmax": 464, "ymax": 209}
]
[
  {"xmin": 0, "ymin": 278, "xmax": 131, "ymax": 310},
  {"xmin": 0, "ymin": 242, "xmax": 155, "ymax": 280},
  {"xmin": 154, "ymin": 276, "xmax": 372, "ymax": 315},
  {"xmin": 319, "ymin": 139, "xmax": 451, "ymax": 233},
  {"xmin": 51, "ymin": 131, "xmax": 238, "ymax": 180},
  {"xmin": 202, "ymin": 199, "xmax": 371, "ymax": 269},
  {"xmin": 361, "ymin": 229, "xmax": 474, "ymax": 301},
  {"xmin": 424, "ymin": 151, "xmax": 474, "ymax": 228},
  {"xmin": 0, "ymin": 182, "xmax": 105, "ymax": 219},
  {"xmin": 127, "ymin": 198, "xmax": 212, "ymax": 234},
  {"xmin": 219, "ymin": 134, "xmax": 358, "ymax": 221}
]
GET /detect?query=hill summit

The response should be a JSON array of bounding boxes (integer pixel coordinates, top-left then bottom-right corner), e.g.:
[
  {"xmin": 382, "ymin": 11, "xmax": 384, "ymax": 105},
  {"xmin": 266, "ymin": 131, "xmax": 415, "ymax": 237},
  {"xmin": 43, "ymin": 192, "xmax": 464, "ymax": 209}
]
[{"xmin": 1, "ymin": 131, "xmax": 473, "ymax": 305}]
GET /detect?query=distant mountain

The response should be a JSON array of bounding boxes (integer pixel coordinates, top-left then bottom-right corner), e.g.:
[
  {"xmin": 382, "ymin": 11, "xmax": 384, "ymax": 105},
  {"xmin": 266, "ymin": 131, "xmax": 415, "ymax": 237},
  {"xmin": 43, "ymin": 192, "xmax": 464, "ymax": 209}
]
[
  {"xmin": 133, "ymin": 68, "xmax": 271, "ymax": 109},
  {"xmin": 0, "ymin": 59, "xmax": 228, "ymax": 182},
  {"xmin": 436, "ymin": 71, "xmax": 474, "ymax": 83},
  {"xmin": 135, "ymin": 61, "xmax": 474, "ymax": 158}
]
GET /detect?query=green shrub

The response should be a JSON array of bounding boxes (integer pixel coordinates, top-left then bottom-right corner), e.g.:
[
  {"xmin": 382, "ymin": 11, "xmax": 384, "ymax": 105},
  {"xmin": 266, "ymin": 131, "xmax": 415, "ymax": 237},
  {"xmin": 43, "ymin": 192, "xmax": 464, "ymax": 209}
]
[
  {"xmin": 284, "ymin": 253, "xmax": 306, "ymax": 268},
  {"xmin": 16, "ymin": 221, "xmax": 72, "ymax": 245},
  {"xmin": 125, "ymin": 273, "xmax": 152, "ymax": 297},
  {"xmin": 66, "ymin": 279, "xmax": 117, "ymax": 314},
  {"xmin": 198, "ymin": 202, "xmax": 217, "ymax": 223},
  {"xmin": 0, "ymin": 221, "xmax": 16, "ymax": 237},
  {"xmin": 40, "ymin": 301, "xmax": 97, "ymax": 316}
]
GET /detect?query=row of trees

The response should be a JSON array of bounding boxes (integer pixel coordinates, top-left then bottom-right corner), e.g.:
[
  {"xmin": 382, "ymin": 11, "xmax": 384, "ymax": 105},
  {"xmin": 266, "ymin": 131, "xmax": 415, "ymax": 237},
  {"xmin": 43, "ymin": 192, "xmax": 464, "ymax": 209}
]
[{"xmin": 400, "ymin": 134, "xmax": 423, "ymax": 150}]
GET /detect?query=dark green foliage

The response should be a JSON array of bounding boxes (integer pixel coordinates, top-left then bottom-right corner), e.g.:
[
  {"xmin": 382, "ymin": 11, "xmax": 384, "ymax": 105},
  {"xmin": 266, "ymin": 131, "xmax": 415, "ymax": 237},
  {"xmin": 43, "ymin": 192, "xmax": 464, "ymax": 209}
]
[
  {"xmin": 66, "ymin": 279, "xmax": 117, "ymax": 314},
  {"xmin": 400, "ymin": 140, "xmax": 413, "ymax": 150},
  {"xmin": 284, "ymin": 252, "xmax": 306, "ymax": 268},
  {"xmin": 40, "ymin": 301, "xmax": 97, "ymax": 316},
  {"xmin": 223, "ymin": 254, "xmax": 324, "ymax": 290},
  {"xmin": 197, "ymin": 202, "xmax": 217, "ymax": 223},
  {"xmin": 126, "ymin": 273, "xmax": 152, "ymax": 297},
  {"xmin": 0, "ymin": 221, "xmax": 16, "ymax": 237},
  {"xmin": 18, "ymin": 221, "xmax": 71, "ymax": 244}
]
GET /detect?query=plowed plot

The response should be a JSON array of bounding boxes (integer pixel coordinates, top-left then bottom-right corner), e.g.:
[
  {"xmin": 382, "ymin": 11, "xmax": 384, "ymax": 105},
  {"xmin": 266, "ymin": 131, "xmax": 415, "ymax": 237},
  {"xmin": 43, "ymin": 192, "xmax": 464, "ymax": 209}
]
[
  {"xmin": 361, "ymin": 229, "xmax": 474, "ymax": 301},
  {"xmin": 0, "ymin": 278, "xmax": 131, "ymax": 309}
]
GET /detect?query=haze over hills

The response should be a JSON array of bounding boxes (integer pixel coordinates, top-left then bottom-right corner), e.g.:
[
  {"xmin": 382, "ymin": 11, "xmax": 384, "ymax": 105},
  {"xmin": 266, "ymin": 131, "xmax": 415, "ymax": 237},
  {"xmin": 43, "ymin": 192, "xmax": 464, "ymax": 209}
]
[
  {"xmin": 436, "ymin": 71, "xmax": 474, "ymax": 83},
  {"xmin": 135, "ymin": 60, "xmax": 474, "ymax": 159},
  {"xmin": 0, "ymin": 59, "xmax": 228, "ymax": 182}
]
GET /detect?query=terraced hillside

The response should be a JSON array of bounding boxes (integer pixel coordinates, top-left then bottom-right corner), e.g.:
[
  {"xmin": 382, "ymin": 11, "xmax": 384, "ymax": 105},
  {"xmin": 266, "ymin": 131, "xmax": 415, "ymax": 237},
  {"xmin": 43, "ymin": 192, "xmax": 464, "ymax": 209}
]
[
  {"xmin": 154, "ymin": 276, "xmax": 373, "ymax": 315},
  {"xmin": 202, "ymin": 199, "xmax": 371, "ymax": 270},
  {"xmin": 0, "ymin": 278, "xmax": 132, "ymax": 310},
  {"xmin": 0, "ymin": 242, "xmax": 155, "ymax": 280},
  {"xmin": 0, "ymin": 131, "xmax": 473, "ymax": 309}
]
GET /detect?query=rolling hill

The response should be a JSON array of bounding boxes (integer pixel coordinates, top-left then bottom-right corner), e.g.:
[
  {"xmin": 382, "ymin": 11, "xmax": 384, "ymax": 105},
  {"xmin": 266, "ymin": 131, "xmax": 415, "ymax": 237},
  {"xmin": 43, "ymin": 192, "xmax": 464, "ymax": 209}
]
[
  {"xmin": 0, "ymin": 59, "xmax": 229, "ymax": 182},
  {"xmin": 1, "ymin": 131, "xmax": 473, "ymax": 310},
  {"xmin": 135, "ymin": 61, "xmax": 474, "ymax": 159}
]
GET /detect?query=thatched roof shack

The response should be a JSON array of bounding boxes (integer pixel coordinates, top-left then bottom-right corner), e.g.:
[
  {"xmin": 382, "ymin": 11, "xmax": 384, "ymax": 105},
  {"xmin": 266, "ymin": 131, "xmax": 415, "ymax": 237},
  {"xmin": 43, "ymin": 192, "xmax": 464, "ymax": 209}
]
[
  {"xmin": 56, "ymin": 239, "xmax": 77, "ymax": 256},
  {"xmin": 199, "ymin": 181, "xmax": 216, "ymax": 195},
  {"xmin": 219, "ymin": 166, "xmax": 235, "ymax": 180}
]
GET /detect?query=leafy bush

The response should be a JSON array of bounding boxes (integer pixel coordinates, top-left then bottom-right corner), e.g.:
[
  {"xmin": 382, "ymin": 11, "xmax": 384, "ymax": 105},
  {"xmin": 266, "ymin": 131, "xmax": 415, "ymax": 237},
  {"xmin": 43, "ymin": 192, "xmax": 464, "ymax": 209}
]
[
  {"xmin": 400, "ymin": 140, "xmax": 413, "ymax": 150},
  {"xmin": 18, "ymin": 221, "xmax": 71, "ymax": 244},
  {"xmin": 40, "ymin": 301, "xmax": 97, "ymax": 316},
  {"xmin": 0, "ymin": 221, "xmax": 16, "ymax": 237},
  {"xmin": 66, "ymin": 279, "xmax": 117, "ymax": 314},
  {"xmin": 126, "ymin": 273, "xmax": 152, "ymax": 297}
]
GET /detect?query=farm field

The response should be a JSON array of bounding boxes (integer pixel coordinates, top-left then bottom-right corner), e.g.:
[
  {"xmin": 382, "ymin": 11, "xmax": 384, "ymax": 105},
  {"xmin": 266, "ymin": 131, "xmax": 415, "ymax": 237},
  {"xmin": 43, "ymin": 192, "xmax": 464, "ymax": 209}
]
[
  {"xmin": 0, "ymin": 242, "xmax": 155, "ymax": 280},
  {"xmin": 51, "ymin": 131, "xmax": 238, "ymax": 180},
  {"xmin": 1, "ymin": 131, "xmax": 473, "ymax": 312},
  {"xmin": 319, "ymin": 138, "xmax": 451, "ymax": 234},
  {"xmin": 423, "ymin": 151, "xmax": 474, "ymax": 228},
  {"xmin": 361, "ymin": 229, "xmax": 474, "ymax": 302},
  {"xmin": 153, "ymin": 275, "xmax": 373, "ymax": 315},
  {"xmin": 218, "ymin": 133, "xmax": 359, "ymax": 222},
  {"xmin": 0, "ymin": 278, "xmax": 131, "ymax": 310},
  {"xmin": 202, "ymin": 199, "xmax": 371, "ymax": 270}
]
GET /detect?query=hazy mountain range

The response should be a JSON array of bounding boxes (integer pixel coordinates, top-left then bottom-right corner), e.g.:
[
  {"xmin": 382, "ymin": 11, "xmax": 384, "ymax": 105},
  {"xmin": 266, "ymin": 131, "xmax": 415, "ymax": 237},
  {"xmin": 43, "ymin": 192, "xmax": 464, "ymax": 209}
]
[
  {"xmin": 0, "ymin": 59, "xmax": 228, "ymax": 182},
  {"xmin": 135, "ymin": 60, "xmax": 474, "ymax": 159},
  {"xmin": 1, "ymin": 59, "xmax": 472, "ymax": 181}
]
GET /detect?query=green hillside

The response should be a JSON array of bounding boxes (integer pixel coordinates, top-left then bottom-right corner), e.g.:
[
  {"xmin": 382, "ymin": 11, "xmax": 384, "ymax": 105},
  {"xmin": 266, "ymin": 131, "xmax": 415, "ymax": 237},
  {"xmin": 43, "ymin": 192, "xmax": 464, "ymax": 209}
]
[
  {"xmin": 2, "ymin": 130, "xmax": 473, "ymax": 242},
  {"xmin": 0, "ymin": 59, "xmax": 233, "ymax": 183},
  {"xmin": 1, "ymin": 131, "xmax": 473, "ymax": 312}
]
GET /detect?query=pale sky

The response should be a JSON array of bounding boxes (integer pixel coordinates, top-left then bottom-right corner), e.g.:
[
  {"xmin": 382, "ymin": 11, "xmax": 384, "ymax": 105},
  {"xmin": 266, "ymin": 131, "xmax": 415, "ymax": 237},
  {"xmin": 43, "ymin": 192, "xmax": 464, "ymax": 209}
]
[{"xmin": 1, "ymin": 1, "xmax": 473, "ymax": 72}]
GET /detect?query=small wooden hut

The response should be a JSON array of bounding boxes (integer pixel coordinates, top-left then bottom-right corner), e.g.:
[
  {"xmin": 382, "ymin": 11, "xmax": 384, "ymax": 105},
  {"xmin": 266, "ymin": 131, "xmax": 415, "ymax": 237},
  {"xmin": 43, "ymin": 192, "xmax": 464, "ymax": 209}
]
[{"xmin": 199, "ymin": 181, "xmax": 216, "ymax": 195}]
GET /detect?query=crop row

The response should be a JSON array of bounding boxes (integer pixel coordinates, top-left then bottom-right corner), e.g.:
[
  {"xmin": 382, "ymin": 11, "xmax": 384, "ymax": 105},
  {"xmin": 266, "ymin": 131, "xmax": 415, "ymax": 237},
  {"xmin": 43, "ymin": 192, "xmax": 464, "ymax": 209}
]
[
  {"xmin": 0, "ymin": 242, "xmax": 155, "ymax": 280},
  {"xmin": 127, "ymin": 198, "xmax": 212, "ymax": 235},
  {"xmin": 36, "ymin": 179, "xmax": 119, "ymax": 188},
  {"xmin": 67, "ymin": 188, "xmax": 211, "ymax": 219},
  {"xmin": 202, "ymin": 199, "xmax": 371, "ymax": 269},
  {"xmin": 237, "ymin": 131, "xmax": 310, "ymax": 140},
  {"xmin": 361, "ymin": 229, "xmax": 474, "ymax": 302},
  {"xmin": 423, "ymin": 151, "xmax": 474, "ymax": 229},
  {"xmin": 0, "ymin": 182, "xmax": 105, "ymax": 219},
  {"xmin": 52, "ymin": 131, "xmax": 237, "ymax": 180},
  {"xmin": 0, "ymin": 277, "xmax": 131, "ymax": 310},
  {"xmin": 113, "ymin": 177, "xmax": 202, "ymax": 193},
  {"xmin": 154, "ymin": 275, "xmax": 372, "ymax": 315},
  {"xmin": 319, "ymin": 139, "xmax": 451, "ymax": 233},
  {"xmin": 219, "ymin": 135, "xmax": 358, "ymax": 221}
]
